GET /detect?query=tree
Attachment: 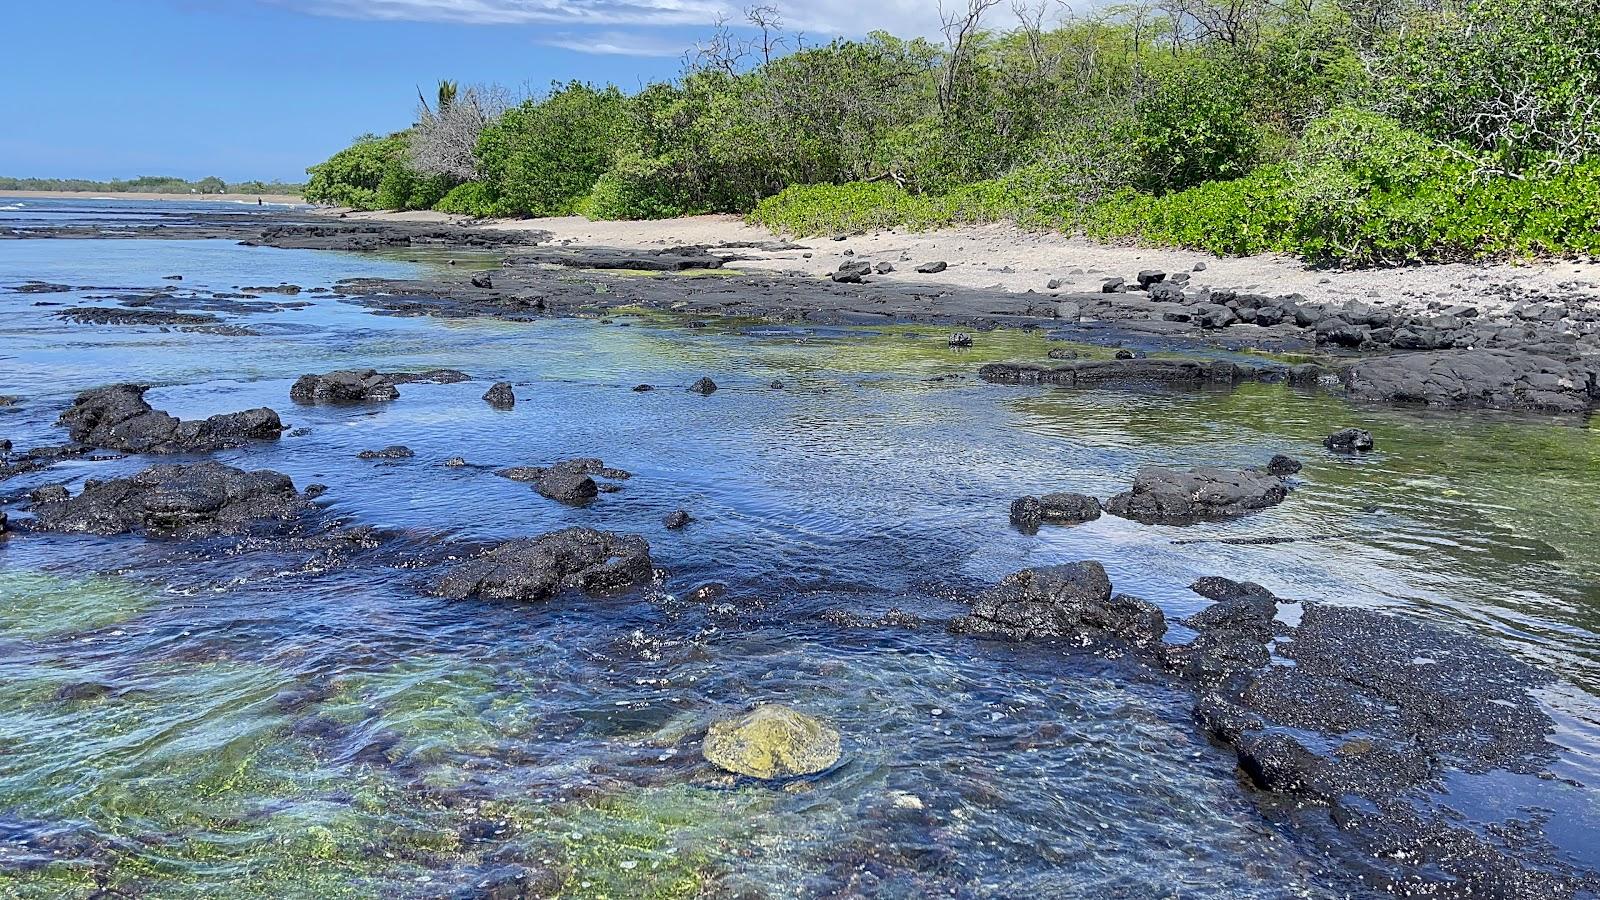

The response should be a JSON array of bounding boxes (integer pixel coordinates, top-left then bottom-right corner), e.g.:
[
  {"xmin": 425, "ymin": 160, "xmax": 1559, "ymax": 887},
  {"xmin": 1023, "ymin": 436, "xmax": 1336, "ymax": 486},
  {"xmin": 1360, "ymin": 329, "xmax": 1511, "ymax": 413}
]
[
  {"xmin": 411, "ymin": 83, "xmax": 509, "ymax": 181},
  {"xmin": 195, "ymin": 176, "xmax": 227, "ymax": 194},
  {"xmin": 938, "ymin": 0, "xmax": 1004, "ymax": 113}
]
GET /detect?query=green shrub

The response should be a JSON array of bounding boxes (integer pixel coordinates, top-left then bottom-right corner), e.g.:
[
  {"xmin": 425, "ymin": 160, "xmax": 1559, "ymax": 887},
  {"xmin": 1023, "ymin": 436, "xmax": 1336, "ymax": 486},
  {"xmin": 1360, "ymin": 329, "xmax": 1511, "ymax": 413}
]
[
  {"xmin": 375, "ymin": 165, "xmax": 454, "ymax": 211},
  {"xmin": 304, "ymin": 134, "xmax": 408, "ymax": 209},
  {"xmin": 1370, "ymin": 0, "xmax": 1600, "ymax": 170},
  {"xmin": 1086, "ymin": 168, "xmax": 1300, "ymax": 257},
  {"xmin": 1085, "ymin": 108, "xmax": 1600, "ymax": 264},
  {"xmin": 750, "ymin": 182, "xmax": 936, "ymax": 235},
  {"xmin": 433, "ymin": 181, "xmax": 501, "ymax": 217},
  {"xmin": 577, "ymin": 153, "xmax": 703, "ymax": 220},
  {"xmin": 475, "ymin": 82, "xmax": 629, "ymax": 217},
  {"xmin": 1134, "ymin": 58, "xmax": 1262, "ymax": 192}
]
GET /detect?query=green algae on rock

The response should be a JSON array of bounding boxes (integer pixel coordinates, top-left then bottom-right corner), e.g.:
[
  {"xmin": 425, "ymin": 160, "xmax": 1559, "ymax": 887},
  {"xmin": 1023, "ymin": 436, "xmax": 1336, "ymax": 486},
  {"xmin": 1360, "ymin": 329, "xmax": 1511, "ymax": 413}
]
[{"xmin": 702, "ymin": 705, "xmax": 841, "ymax": 780}]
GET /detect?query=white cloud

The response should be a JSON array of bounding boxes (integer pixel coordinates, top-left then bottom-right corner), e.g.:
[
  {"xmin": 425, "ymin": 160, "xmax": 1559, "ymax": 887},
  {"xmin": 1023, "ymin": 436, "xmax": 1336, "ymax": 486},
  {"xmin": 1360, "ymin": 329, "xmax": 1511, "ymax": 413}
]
[
  {"xmin": 262, "ymin": 0, "xmax": 945, "ymax": 37},
  {"xmin": 539, "ymin": 29, "xmax": 689, "ymax": 56}
]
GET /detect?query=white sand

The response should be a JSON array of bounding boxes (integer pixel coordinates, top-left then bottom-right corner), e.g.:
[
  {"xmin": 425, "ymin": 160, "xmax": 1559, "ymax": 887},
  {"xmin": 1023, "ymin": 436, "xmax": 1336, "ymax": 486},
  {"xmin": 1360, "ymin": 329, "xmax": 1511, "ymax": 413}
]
[{"xmin": 332, "ymin": 209, "xmax": 1600, "ymax": 318}]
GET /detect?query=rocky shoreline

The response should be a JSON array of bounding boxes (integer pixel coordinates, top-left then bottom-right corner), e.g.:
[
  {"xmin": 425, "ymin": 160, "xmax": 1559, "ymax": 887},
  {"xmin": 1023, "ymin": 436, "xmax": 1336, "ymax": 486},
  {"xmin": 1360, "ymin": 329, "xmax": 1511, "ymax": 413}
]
[
  {"xmin": 6, "ymin": 213, "xmax": 1596, "ymax": 419},
  {"xmin": 3, "ymin": 212, "xmax": 1597, "ymax": 896}
]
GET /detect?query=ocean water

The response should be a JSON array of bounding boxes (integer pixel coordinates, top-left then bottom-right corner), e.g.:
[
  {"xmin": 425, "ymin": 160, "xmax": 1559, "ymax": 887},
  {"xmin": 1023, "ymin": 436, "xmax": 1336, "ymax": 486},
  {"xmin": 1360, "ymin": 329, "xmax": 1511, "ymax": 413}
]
[{"xmin": 0, "ymin": 204, "xmax": 1597, "ymax": 898}]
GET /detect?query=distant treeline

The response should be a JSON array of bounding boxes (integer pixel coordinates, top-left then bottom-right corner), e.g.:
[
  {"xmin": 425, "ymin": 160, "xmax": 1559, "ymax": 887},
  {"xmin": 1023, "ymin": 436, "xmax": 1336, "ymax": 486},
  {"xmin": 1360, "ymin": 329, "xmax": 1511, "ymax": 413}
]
[
  {"xmin": 0, "ymin": 175, "xmax": 304, "ymax": 195},
  {"xmin": 305, "ymin": 0, "xmax": 1600, "ymax": 265}
]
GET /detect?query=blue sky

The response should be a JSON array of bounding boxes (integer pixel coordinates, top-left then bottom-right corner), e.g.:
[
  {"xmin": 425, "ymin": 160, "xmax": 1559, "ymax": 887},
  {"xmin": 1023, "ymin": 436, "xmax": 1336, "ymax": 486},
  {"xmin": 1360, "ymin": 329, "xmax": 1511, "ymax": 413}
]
[{"xmin": 2, "ymin": 0, "xmax": 941, "ymax": 183}]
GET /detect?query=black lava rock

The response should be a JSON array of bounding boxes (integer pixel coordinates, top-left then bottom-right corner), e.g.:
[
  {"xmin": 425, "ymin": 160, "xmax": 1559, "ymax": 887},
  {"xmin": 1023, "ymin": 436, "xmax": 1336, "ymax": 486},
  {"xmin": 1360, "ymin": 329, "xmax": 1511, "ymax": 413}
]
[{"xmin": 1324, "ymin": 428, "xmax": 1375, "ymax": 453}]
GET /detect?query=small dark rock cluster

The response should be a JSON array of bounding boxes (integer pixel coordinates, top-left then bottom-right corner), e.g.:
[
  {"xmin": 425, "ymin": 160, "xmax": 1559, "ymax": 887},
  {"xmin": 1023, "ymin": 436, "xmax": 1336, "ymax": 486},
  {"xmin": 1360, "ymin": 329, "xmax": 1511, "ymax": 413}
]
[
  {"xmin": 430, "ymin": 527, "xmax": 654, "ymax": 602},
  {"xmin": 59, "ymin": 384, "xmax": 283, "ymax": 454},
  {"xmin": 1009, "ymin": 493, "xmax": 1102, "ymax": 533},
  {"xmin": 950, "ymin": 561, "xmax": 1165, "ymax": 648},
  {"xmin": 495, "ymin": 458, "xmax": 631, "ymax": 505},
  {"xmin": 28, "ymin": 461, "xmax": 314, "ymax": 538},
  {"xmin": 979, "ymin": 358, "xmax": 1324, "ymax": 388},
  {"xmin": 358, "ymin": 445, "xmax": 415, "ymax": 460},
  {"xmin": 947, "ymin": 562, "xmax": 1580, "ymax": 894},
  {"xmin": 289, "ymin": 369, "xmax": 469, "ymax": 405}
]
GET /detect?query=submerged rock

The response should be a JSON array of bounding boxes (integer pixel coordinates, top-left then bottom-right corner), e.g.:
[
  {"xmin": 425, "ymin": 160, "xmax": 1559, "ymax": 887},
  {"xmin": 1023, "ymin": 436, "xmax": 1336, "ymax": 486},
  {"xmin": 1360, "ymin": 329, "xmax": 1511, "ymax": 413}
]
[
  {"xmin": 357, "ymin": 445, "xmax": 414, "ymax": 460},
  {"xmin": 56, "ymin": 307, "xmax": 222, "ymax": 327},
  {"xmin": 703, "ymin": 705, "xmax": 842, "ymax": 779},
  {"xmin": 483, "ymin": 381, "xmax": 516, "ymax": 409},
  {"xmin": 29, "ymin": 461, "xmax": 313, "ymax": 538},
  {"xmin": 688, "ymin": 377, "xmax": 718, "ymax": 395},
  {"xmin": 663, "ymin": 509, "xmax": 692, "ymax": 529},
  {"xmin": 951, "ymin": 562, "xmax": 1166, "ymax": 648},
  {"xmin": 1323, "ymin": 428, "xmax": 1374, "ymax": 454},
  {"xmin": 431, "ymin": 527, "xmax": 654, "ymax": 602},
  {"xmin": 1105, "ymin": 466, "xmax": 1289, "ymax": 525},
  {"xmin": 290, "ymin": 368, "xmax": 469, "ymax": 404},
  {"xmin": 58, "ymin": 384, "xmax": 282, "ymax": 454},
  {"xmin": 979, "ymin": 358, "xmax": 1281, "ymax": 387}
]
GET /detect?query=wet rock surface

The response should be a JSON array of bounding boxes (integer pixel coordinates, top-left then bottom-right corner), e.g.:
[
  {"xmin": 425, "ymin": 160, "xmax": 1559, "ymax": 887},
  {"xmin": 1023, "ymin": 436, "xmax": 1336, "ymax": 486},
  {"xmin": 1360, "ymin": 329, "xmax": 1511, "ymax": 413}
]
[
  {"xmin": 55, "ymin": 307, "xmax": 225, "ymax": 328},
  {"xmin": 58, "ymin": 384, "xmax": 283, "ymax": 454},
  {"xmin": 290, "ymin": 369, "xmax": 470, "ymax": 404},
  {"xmin": 1009, "ymin": 493, "xmax": 1102, "ymax": 533},
  {"xmin": 951, "ymin": 562, "xmax": 1166, "ymax": 648},
  {"xmin": 1172, "ymin": 579, "xmax": 1590, "ymax": 899},
  {"xmin": 430, "ymin": 527, "xmax": 654, "ymax": 602},
  {"xmin": 979, "ymin": 358, "xmax": 1315, "ymax": 388},
  {"xmin": 28, "ymin": 462, "xmax": 314, "ymax": 538},
  {"xmin": 358, "ymin": 445, "xmax": 415, "ymax": 460},
  {"xmin": 1265, "ymin": 454, "xmax": 1303, "ymax": 476},
  {"xmin": 482, "ymin": 381, "xmax": 516, "ymax": 408},
  {"xmin": 244, "ymin": 222, "xmax": 550, "ymax": 252},
  {"xmin": 495, "ymin": 458, "xmax": 630, "ymax": 505},
  {"xmin": 1344, "ymin": 348, "xmax": 1599, "ymax": 413},
  {"xmin": 1105, "ymin": 466, "xmax": 1290, "ymax": 525},
  {"xmin": 702, "ymin": 705, "xmax": 842, "ymax": 779},
  {"xmin": 948, "ymin": 561, "xmax": 1590, "ymax": 897},
  {"xmin": 1323, "ymin": 428, "xmax": 1374, "ymax": 453}
]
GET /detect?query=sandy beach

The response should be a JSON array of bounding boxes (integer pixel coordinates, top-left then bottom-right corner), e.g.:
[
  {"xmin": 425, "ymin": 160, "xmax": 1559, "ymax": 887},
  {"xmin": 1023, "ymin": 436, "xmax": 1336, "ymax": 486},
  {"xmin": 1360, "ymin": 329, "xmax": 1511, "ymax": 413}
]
[
  {"xmin": 2, "ymin": 190, "xmax": 304, "ymax": 204},
  {"xmin": 332, "ymin": 208, "xmax": 1600, "ymax": 320}
]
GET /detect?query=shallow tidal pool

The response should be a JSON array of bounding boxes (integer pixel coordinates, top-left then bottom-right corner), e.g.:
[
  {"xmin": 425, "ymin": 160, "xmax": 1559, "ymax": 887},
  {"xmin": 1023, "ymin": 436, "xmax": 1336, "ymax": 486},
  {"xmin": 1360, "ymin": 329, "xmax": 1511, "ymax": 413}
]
[{"xmin": 0, "ymin": 224, "xmax": 1597, "ymax": 897}]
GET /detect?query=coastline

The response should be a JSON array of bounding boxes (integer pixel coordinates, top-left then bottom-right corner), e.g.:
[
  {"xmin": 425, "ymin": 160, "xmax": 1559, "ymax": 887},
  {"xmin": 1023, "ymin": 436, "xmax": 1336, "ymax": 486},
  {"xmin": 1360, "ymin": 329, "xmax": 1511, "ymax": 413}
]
[
  {"xmin": 326, "ymin": 208, "xmax": 1600, "ymax": 321},
  {"xmin": 2, "ymin": 189, "xmax": 304, "ymax": 204}
]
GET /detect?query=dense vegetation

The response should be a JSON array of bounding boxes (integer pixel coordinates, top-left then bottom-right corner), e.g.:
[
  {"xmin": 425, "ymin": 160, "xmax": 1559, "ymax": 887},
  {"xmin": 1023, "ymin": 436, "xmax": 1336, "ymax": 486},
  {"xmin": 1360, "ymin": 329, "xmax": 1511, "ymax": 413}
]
[
  {"xmin": 304, "ymin": 0, "xmax": 1600, "ymax": 265},
  {"xmin": 0, "ymin": 175, "xmax": 302, "ymax": 195}
]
